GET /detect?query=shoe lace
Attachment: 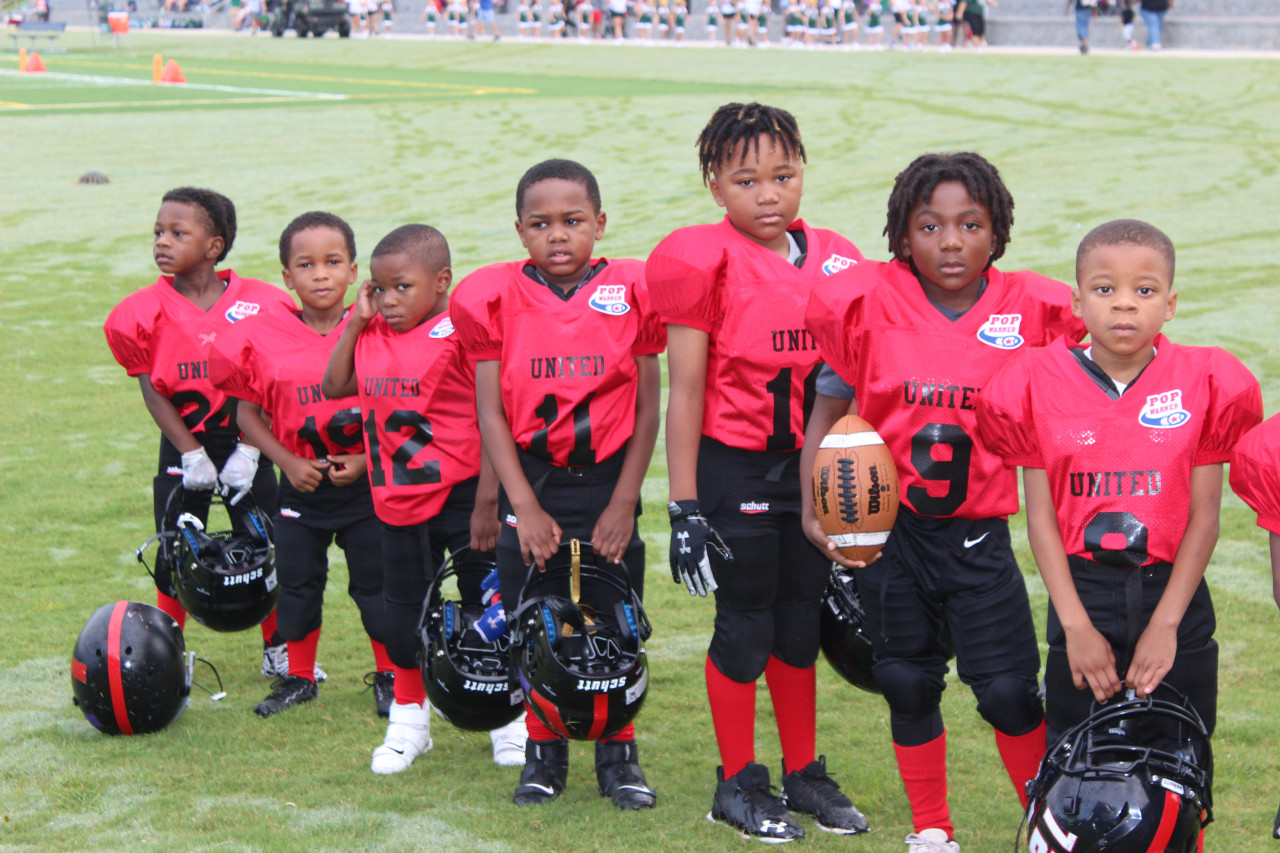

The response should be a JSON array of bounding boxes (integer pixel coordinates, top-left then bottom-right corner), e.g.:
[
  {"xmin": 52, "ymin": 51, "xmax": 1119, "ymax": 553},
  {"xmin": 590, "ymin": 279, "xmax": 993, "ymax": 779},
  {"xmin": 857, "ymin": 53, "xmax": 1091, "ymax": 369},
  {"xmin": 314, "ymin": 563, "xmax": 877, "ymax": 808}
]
[
  {"xmin": 904, "ymin": 832, "xmax": 955, "ymax": 852},
  {"xmin": 362, "ymin": 671, "xmax": 389, "ymax": 692},
  {"xmin": 797, "ymin": 768, "xmax": 852, "ymax": 810},
  {"xmin": 741, "ymin": 780, "xmax": 790, "ymax": 820}
]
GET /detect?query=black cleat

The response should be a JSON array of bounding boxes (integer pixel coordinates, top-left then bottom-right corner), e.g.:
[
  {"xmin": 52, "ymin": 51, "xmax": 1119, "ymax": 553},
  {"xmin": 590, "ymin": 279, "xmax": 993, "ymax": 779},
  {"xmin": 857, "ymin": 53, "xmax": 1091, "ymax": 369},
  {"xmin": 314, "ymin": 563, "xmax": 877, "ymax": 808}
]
[
  {"xmin": 253, "ymin": 675, "xmax": 317, "ymax": 718},
  {"xmin": 781, "ymin": 756, "xmax": 869, "ymax": 835},
  {"xmin": 708, "ymin": 762, "xmax": 805, "ymax": 843},
  {"xmin": 513, "ymin": 739, "xmax": 570, "ymax": 806},
  {"xmin": 364, "ymin": 670, "xmax": 395, "ymax": 718},
  {"xmin": 595, "ymin": 740, "xmax": 657, "ymax": 810}
]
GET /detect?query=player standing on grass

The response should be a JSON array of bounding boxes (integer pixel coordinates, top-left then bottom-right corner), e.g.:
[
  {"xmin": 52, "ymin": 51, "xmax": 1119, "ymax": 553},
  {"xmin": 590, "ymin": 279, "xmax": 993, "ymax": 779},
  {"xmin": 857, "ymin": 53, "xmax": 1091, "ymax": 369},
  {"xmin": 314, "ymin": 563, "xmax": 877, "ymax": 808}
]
[
  {"xmin": 804, "ymin": 152, "xmax": 1084, "ymax": 852},
  {"xmin": 451, "ymin": 159, "xmax": 664, "ymax": 811},
  {"xmin": 645, "ymin": 102, "xmax": 869, "ymax": 843},
  {"xmin": 105, "ymin": 187, "xmax": 296, "ymax": 677},
  {"xmin": 208, "ymin": 212, "xmax": 390, "ymax": 719}
]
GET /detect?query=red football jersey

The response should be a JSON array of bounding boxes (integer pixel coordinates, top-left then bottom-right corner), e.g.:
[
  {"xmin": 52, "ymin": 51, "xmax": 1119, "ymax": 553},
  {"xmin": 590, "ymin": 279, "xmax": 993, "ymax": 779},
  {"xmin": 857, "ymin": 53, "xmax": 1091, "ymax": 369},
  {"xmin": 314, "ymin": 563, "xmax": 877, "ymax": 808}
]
[
  {"xmin": 806, "ymin": 259, "xmax": 1084, "ymax": 519},
  {"xmin": 208, "ymin": 305, "xmax": 364, "ymax": 461},
  {"xmin": 1229, "ymin": 414, "xmax": 1280, "ymax": 534},
  {"xmin": 450, "ymin": 259, "xmax": 666, "ymax": 466},
  {"xmin": 646, "ymin": 217, "xmax": 864, "ymax": 453},
  {"xmin": 354, "ymin": 311, "xmax": 481, "ymax": 525},
  {"xmin": 979, "ymin": 335, "xmax": 1262, "ymax": 566},
  {"xmin": 104, "ymin": 270, "xmax": 294, "ymax": 436}
]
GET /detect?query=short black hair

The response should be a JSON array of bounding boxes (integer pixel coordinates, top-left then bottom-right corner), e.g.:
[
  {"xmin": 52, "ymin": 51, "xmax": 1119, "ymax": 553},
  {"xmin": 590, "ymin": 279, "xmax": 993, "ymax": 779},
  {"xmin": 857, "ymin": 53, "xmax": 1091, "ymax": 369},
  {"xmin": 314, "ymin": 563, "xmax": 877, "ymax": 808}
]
[
  {"xmin": 515, "ymin": 159, "xmax": 602, "ymax": 217},
  {"xmin": 883, "ymin": 152, "xmax": 1015, "ymax": 265},
  {"xmin": 278, "ymin": 211, "xmax": 357, "ymax": 268},
  {"xmin": 371, "ymin": 224, "xmax": 451, "ymax": 272},
  {"xmin": 1076, "ymin": 219, "xmax": 1176, "ymax": 283},
  {"xmin": 162, "ymin": 187, "xmax": 237, "ymax": 263},
  {"xmin": 696, "ymin": 102, "xmax": 806, "ymax": 185}
]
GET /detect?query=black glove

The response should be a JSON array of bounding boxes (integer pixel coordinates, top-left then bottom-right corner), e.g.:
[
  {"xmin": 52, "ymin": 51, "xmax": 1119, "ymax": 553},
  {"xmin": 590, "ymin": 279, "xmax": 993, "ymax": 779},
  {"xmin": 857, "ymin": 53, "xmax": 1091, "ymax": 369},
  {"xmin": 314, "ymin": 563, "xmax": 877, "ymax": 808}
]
[{"xmin": 668, "ymin": 499, "xmax": 733, "ymax": 597}]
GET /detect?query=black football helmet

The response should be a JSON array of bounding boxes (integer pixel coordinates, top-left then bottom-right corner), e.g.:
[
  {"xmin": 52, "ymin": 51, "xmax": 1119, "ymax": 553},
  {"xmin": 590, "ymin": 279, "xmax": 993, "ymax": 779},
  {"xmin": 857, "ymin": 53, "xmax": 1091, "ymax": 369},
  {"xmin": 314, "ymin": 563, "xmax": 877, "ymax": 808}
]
[
  {"xmin": 162, "ymin": 486, "xmax": 279, "ymax": 633},
  {"xmin": 1024, "ymin": 690, "xmax": 1213, "ymax": 853},
  {"xmin": 71, "ymin": 601, "xmax": 192, "ymax": 735},
  {"xmin": 510, "ymin": 540, "xmax": 651, "ymax": 741},
  {"xmin": 418, "ymin": 548, "xmax": 524, "ymax": 732},
  {"xmin": 819, "ymin": 567, "xmax": 881, "ymax": 694}
]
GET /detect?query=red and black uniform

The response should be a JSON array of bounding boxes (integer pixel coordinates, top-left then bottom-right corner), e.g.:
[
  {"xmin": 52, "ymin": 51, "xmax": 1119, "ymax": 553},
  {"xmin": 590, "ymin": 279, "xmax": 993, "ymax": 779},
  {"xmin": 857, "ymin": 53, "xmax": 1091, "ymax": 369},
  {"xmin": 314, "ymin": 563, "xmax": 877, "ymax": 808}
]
[
  {"xmin": 451, "ymin": 258, "xmax": 665, "ymax": 741},
  {"xmin": 806, "ymin": 257, "xmax": 1083, "ymax": 830},
  {"xmin": 209, "ymin": 305, "xmax": 384, "ymax": 665},
  {"xmin": 352, "ymin": 310, "xmax": 484, "ymax": 689},
  {"xmin": 979, "ymin": 334, "xmax": 1261, "ymax": 743},
  {"xmin": 104, "ymin": 271, "xmax": 293, "ymax": 619},
  {"xmin": 647, "ymin": 217, "xmax": 862, "ymax": 777}
]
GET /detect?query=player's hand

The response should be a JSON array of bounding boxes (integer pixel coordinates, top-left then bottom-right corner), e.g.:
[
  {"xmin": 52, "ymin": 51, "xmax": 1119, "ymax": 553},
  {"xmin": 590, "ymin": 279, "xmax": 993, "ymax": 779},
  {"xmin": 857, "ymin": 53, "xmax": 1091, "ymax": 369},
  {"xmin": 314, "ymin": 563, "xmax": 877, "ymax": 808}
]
[
  {"xmin": 352, "ymin": 279, "xmax": 379, "ymax": 326},
  {"xmin": 181, "ymin": 446, "xmax": 219, "ymax": 491},
  {"xmin": 282, "ymin": 456, "xmax": 327, "ymax": 493},
  {"xmin": 470, "ymin": 497, "xmax": 501, "ymax": 553},
  {"xmin": 513, "ymin": 501, "xmax": 561, "ymax": 570},
  {"xmin": 802, "ymin": 511, "xmax": 869, "ymax": 570},
  {"xmin": 1064, "ymin": 622, "xmax": 1122, "ymax": 704},
  {"xmin": 218, "ymin": 443, "xmax": 261, "ymax": 505},
  {"xmin": 591, "ymin": 499, "xmax": 634, "ymax": 566},
  {"xmin": 668, "ymin": 500, "xmax": 731, "ymax": 597},
  {"xmin": 1125, "ymin": 622, "xmax": 1177, "ymax": 698},
  {"xmin": 325, "ymin": 452, "xmax": 366, "ymax": 487}
]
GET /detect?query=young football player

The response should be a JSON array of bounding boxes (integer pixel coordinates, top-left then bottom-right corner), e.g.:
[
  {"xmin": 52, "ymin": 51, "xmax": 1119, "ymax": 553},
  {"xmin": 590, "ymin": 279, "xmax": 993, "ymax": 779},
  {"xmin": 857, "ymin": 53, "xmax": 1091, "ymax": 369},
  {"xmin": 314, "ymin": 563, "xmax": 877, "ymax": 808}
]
[
  {"xmin": 104, "ymin": 187, "xmax": 295, "ymax": 675},
  {"xmin": 804, "ymin": 152, "xmax": 1085, "ymax": 853},
  {"xmin": 978, "ymin": 222, "xmax": 1261, "ymax": 853},
  {"xmin": 645, "ymin": 102, "xmax": 868, "ymax": 843},
  {"xmin": 208, "ymin": 212, "xmax": 390, "ymax": 718},
  {"xmin": 321, "ymin": 224, "xmax": 522, "ymax": 774},
  {"xmin": 450, "ymin": 159, "xmax": 664, "ymax": 811}
]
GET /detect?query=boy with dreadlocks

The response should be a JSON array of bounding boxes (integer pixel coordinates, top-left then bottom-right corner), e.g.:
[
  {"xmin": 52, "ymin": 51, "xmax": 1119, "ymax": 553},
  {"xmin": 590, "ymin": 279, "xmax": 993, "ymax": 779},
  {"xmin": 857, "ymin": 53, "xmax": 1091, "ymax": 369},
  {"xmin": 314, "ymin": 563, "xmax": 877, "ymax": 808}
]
[
  {"xmin": 645, "ymin": 102, "xmax": 868, "ymax": 843},
  {"xmin": 803, "ymin": 152, "xmax": 1084, "ymax": 852}
]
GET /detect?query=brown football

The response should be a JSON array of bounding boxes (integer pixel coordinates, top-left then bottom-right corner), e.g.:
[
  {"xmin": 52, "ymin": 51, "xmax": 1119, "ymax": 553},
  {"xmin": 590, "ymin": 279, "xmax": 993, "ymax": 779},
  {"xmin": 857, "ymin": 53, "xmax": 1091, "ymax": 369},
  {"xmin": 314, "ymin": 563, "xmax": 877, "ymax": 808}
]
[{"xmin": 811, "ymin": 414, "xmax": 900, "ymax": 564}]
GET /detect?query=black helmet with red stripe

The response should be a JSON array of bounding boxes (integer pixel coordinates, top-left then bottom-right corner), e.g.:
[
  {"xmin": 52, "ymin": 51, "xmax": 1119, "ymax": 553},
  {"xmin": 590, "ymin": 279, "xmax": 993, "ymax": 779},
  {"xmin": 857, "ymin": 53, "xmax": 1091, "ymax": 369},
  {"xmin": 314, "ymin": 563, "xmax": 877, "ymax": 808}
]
[
  {"xmin": 71, "ymin": 601, "xmax": 192, "ymax": 735},
  {"xmin": 1023, "ymin": 689, "xmax": 1212, "ymax": 853},
  {"xmin": 510, "ymin": 540, "xmax": 650, "ymax": 740}
]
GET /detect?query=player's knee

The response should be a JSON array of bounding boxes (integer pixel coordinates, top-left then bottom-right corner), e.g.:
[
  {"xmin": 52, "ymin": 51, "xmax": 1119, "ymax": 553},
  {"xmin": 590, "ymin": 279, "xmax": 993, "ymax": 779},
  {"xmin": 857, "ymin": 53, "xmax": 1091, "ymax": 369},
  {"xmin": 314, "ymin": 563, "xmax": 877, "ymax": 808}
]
[
  {"xmin": 709, "ymin": 613, "xmax": 773, "ymax": 683},
  {"xmin": 975, "ymin": 674, "xmax": 1043, "ymax": 735},
  {"xmin": 875, "ymin": 660, "xmax": 944, "ymax": 718},
  {"xmin": 770, "ymin": 612, "xmax": 821, "ymax": 669}
]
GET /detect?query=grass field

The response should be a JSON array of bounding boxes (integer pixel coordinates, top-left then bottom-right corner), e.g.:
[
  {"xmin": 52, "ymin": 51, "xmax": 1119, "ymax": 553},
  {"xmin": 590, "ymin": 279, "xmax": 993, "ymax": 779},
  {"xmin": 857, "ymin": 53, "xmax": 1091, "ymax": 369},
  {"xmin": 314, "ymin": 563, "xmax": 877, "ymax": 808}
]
[{"xmin": 3, "ymin": 31, "xmax": 1280, "ymax": 852}]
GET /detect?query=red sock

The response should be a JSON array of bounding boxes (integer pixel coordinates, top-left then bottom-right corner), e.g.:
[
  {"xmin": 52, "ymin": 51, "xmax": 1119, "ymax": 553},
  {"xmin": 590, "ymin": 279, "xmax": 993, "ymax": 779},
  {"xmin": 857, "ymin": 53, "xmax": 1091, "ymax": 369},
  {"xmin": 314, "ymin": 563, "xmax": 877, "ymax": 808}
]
[
  {"xmin": 604, "ymin": 722, "xmax": 636, "ymax": 742},
  {"xmin": 391, "ymin": 664, "xmax": 425, "ymax": 706},
  {"xmin": 706, "ymin": 655, "xmax": 756, "ymax": 778},
  {"xmin": 894, "ymin": 731, "xmax": 952, "ymax": 836},
  {"xmin": 287, "ymin": 628, "xmax": 320, "ymax": 683},
  {"xmin": 994, "ymin": 721, "xmax": 1046, "ymax": 808},
  {"xmin": 524, "ymin": 703, "xmax": 562, "ymax": 742},
  {"xmin": 370, "ymin": 639, "xmax": 393, "ymax": 673},
  {"xmin": 155, "ymin": 591, "xmax": 187, "ymax": 630},
  {"xmin": 259, "ymin": 610, "xmax": 278, "ymax": 645},
  {"xmin": 764, "ymin": 656, "xmax": 815, "ymax": 774}
]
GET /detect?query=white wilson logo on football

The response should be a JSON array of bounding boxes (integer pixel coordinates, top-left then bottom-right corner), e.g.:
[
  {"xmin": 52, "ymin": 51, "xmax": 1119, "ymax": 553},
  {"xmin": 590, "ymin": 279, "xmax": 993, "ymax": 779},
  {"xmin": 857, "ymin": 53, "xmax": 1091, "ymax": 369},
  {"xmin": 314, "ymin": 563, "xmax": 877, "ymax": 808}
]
[
  {"xmin": 829, "ymin": 531, "xmax": 891, "ymax": 548},
  {"xmin": 819, "ymin": 431, "xmax": 885, "ymax": 449}
]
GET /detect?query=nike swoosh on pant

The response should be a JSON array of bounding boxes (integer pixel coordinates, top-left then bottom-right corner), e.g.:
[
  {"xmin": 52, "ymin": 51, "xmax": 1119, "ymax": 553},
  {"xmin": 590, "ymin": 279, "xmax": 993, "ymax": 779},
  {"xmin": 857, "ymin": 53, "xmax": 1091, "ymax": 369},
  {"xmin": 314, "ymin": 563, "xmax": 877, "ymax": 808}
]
[{"xmin": 963, "ymin": 532, "xmax": 990, "ymax": 548}]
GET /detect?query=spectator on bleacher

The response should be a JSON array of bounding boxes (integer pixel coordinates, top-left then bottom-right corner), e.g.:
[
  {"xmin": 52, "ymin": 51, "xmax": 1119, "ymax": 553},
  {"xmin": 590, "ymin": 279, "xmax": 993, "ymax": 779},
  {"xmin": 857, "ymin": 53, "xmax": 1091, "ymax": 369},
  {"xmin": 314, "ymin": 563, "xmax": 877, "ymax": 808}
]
[
  {"xmin": 1067, "ymin": 0, "xmax": 1095, "ymax": 53},
  {"xmin": 1139, "ymin": 0, "xmax": 1169, "ymax": 49}
]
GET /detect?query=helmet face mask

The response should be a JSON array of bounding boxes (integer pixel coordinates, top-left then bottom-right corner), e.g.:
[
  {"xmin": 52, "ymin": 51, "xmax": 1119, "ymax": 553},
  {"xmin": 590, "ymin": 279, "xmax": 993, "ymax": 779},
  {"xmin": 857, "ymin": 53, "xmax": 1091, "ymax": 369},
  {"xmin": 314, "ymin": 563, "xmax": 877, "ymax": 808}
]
[
  {"xmin": 71, "ymin": 601, "xmax": 192, "ymax": 735},
  {"xmin": 163, "ymin": 487, "xmax": 279, "ymax": 633},
  {"xmin": 819, "ymin": 568, "xmax": 880, "ymax": 694},
  {"xmin": 419, "ymin": 549, "xmax": 524, "ymax": 732},
  {"xmin": 511, "ymin": 540, "xmax": 650, "ymax": 741},
  {"xmin": 1024, "ymin": 691, "xmax": 1213, "ymax": 853}
]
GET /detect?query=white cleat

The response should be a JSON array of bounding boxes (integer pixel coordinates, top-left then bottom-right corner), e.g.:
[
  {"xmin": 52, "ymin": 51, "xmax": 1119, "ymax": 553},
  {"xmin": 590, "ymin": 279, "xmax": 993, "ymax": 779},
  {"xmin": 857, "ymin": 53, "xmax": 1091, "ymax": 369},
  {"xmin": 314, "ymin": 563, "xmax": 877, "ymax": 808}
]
[{"xmin": 371, "ymin": 701, "xmax": 432, "ymax": 775}]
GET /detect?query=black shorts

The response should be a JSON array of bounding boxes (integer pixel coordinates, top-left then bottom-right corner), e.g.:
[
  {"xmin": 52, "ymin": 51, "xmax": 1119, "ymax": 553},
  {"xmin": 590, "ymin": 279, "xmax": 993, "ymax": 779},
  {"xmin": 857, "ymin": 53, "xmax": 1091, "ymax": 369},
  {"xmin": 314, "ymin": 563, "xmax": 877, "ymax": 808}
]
[{"xmin": 963, "ymin": 10, "xmax": 984, "ymax": 36}]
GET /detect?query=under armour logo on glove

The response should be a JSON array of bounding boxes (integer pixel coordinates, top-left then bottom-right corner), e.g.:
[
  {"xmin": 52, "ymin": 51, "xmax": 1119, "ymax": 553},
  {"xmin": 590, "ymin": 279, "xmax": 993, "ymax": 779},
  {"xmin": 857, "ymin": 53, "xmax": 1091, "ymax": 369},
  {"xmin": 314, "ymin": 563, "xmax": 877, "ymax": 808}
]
[{"xmin": 668, "ymin": 500, "xmax": 732, "ymax": 597}]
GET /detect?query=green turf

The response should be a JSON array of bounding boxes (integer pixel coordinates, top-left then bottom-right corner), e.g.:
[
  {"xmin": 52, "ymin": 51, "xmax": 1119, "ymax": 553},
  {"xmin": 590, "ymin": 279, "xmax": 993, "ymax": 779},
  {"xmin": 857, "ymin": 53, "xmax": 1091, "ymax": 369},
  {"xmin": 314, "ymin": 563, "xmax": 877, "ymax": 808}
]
[{"xmin": 3, "ymin": 33, "xmax": 1280, "ymax": 852}]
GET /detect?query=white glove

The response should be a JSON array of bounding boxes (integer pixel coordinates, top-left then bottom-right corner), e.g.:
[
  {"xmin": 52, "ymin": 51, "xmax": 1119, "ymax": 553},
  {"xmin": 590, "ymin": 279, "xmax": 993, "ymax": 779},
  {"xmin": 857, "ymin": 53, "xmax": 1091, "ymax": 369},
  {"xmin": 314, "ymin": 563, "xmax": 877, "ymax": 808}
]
[
  {"xmin": 181, "ymin": 447, "xmax": 219, "ymax": 490},
  {"xmin": 218, "ymin": 443, "xmax": 261, "ymax": 506}
]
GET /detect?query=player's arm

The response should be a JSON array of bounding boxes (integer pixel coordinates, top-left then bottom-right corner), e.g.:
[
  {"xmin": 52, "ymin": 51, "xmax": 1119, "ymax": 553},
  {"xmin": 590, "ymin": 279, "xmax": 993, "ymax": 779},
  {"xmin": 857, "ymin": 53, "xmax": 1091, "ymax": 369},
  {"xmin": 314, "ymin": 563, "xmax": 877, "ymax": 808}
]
[
  {"xmin": 475, "ymin": 359, "xmax": 560, "ymax": 567},
  {"xmin": 1270, "ymin": 532, "xmax": 1280, "ymax": 613},
  {"xmin": 470, "ymin": 447, "xmax": 501, "ymax": 553},
  {"xmin": 800, "ymin": 390, "xmax": 863, "ymax": 569},
  {"xmin": 665, "ymin": 325, "xmax": 707, "ymax": 501},
  {"xmin": 1126, "ymin": 462, "xmax": 1222, "ymax": 697},
  {"xmin": 137, "ymin": 375, "xmax": 202, "ymax": 453},
  {"xmin": 1024, "ymin": 466, "xmax": 1121, "ymax": 703},
  {"xmin": 234, "ymin": 399, "xmax": 326, "ymax": 493},
  {"xmin": 594, "ymin": 353, "xmax": 660, "ymax": 565},
  {"xmin": 321, "ymin": 279, "xmax": 377, "ymax": 399}
]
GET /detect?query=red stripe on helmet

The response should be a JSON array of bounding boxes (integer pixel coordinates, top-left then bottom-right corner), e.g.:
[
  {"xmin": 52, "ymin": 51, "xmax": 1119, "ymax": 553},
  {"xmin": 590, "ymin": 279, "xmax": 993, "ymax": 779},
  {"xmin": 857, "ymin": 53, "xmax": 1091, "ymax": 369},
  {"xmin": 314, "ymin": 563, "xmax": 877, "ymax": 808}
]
[
  {"xmin": 1147, "ymin": 788, "xmax": 1181, "ymax": 852},
  {"xmin": 587, "ymin": 692, "xmax": 608, "ymax": 741},
  {"xmin": 106, "ymin": 601, "xmax": 134, "ymax": 735},
  {"xmin": 71, "ymin": 659, "xmax": 87, "ymax": 683},
  {"xmin": 530, "ymin": 688, "xmax": 570, "ymax": 739}
]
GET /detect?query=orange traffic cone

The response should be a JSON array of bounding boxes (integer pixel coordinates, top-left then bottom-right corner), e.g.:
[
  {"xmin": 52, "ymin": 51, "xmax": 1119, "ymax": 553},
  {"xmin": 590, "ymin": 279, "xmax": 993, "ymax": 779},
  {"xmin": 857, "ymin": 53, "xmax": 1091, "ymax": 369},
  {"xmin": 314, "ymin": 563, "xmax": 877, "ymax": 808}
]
[
  {"xmin": 159, "ymin": 59, "xmax": 185, "ymax": 84},
  {"xmin": 24, "ymin": 52, "xmax": 46, "ymax": 73}
]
